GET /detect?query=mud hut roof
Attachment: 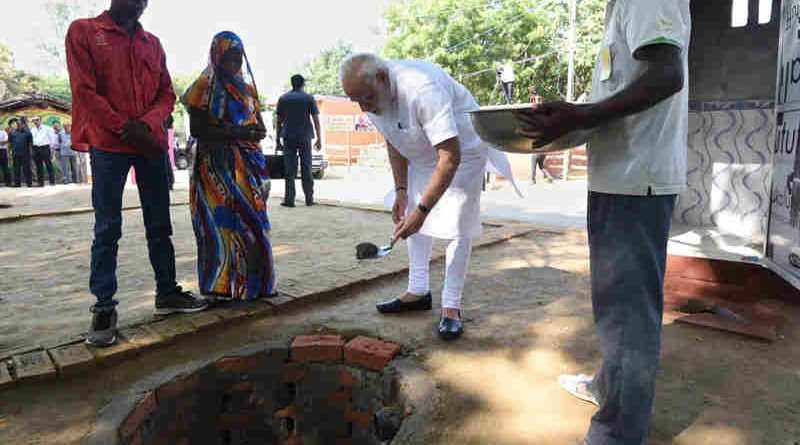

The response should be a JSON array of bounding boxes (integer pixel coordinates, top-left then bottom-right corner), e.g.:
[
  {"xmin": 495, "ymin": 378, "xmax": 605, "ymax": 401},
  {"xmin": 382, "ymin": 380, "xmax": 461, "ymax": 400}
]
[{"xmin": 0, "ymin": 93, "xmax": 71, "ymax": 114}]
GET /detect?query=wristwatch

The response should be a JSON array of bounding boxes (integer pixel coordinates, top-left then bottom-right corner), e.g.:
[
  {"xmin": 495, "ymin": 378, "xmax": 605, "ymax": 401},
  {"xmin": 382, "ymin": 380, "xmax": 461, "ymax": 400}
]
[
  {"xmin": 395, "ymin": 186, "xmax": 407, "ymax": 193},
  {"xmin": 417, "ymin": 203, "xmax": 430, "ymax": 214}
]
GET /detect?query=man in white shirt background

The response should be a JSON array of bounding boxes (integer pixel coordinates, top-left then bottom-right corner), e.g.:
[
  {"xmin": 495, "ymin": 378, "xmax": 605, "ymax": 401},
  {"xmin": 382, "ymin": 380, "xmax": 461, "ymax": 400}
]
[
  {"xmin": 0, "ymin": 124, "xmax": 9, "ymax": 186},
  {"xmin": 516, "ymin": 0, "xmax": 690, "ymax": 443},
  {"xmin": 340, "ymin": 53, "xmax": 517, "ymax": 341},
  {"xmin": 30, "ymin": 116, "xmax": 56, "ymax": 186},
  {"xmin": 498, "ymin": 61, "xmax": 516, "ymax": 104}
]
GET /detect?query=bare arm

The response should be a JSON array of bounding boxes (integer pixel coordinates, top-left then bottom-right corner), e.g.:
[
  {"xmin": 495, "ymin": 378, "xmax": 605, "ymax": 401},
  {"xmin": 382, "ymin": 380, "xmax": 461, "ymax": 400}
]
[
  {"xmin": 419, "ymin": 137, "xmax": 460, "ymax": 210},
  {"xmin": 312, "ymin": 113, "xmax": 322, "ymax": 150},
  {"xmin": 516, "ymin": 44, "xmax": 684, "ymax": 147},
  {"xmin": 392, "ymin": 136, "xmax": 461, "ymax": 242},
  {"xmin": 387, "ymin": 142, "xmax": 408, "ymax": 189}
]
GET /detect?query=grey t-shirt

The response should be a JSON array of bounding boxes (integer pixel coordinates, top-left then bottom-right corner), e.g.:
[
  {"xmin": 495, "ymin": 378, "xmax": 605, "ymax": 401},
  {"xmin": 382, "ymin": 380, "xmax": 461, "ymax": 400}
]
[
  {"xmin": 277, "ymin": 90, "xmax": 319, "ymax": 141},
  {"xmin": 588, "ymin": 0, "xmax": 691, "ymax": 196}
]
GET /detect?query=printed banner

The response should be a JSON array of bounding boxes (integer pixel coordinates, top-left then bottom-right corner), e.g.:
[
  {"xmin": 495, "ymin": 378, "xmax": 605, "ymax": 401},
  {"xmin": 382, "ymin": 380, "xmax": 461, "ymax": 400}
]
[{"xmin": 768, "ymin": 0, "xmax": 800, "ymax": 283}]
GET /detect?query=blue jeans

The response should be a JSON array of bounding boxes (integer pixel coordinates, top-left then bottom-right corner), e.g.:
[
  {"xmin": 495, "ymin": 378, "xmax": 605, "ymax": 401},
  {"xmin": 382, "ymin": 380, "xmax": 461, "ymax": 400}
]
[
  {"xmin": 90, "ymin": 148, "xmax": 178, "ymax": 309},
  {"xmin": 283, "ymin": 138, "xmax": 313, "ymax": 204},
  {"xmin": 586, "ymin": 192, "xmax": 676, "ymax": 445}
]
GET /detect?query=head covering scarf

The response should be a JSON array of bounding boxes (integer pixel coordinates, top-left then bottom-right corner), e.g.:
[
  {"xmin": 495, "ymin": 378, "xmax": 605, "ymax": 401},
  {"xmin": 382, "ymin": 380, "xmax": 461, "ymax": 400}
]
[{"xmin": 182, "ymin": 31, "xmax": 262, "ymax": 127}]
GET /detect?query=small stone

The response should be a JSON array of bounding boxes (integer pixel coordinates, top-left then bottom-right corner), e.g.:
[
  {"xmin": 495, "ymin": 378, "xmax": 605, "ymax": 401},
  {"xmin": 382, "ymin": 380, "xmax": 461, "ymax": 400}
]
[{"xmin": 12, "ymin": 350, "xmax": 56, "ymax": 382}]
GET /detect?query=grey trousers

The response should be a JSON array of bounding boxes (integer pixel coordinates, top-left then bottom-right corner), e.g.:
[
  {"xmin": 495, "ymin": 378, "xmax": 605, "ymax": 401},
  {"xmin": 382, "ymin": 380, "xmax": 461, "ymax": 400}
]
[
  {"xmin": 586, "ymin": 191, "xmax": 676, "ymax": 445},
  {"xmin": 59, "ymin": 154, "xmax": 80, "ymax": 184}
]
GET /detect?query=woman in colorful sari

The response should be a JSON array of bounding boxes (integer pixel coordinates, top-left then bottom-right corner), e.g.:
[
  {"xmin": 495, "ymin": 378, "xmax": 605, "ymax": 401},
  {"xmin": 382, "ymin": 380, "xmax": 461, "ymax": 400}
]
[{"xmin": 182, "ymin": 31, "xmax": 276, "ymax": 301}]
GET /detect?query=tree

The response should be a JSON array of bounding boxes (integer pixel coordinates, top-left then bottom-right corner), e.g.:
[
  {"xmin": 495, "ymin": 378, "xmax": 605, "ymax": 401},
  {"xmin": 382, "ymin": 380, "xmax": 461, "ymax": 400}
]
[
  {"xmin": 382, "ymin": 0, "xmax": 605, "ymax": 104},
  {"xmin": 0, "ymin": 44, "xmax": 41, "ymax": 101},
  {"xmin": 38, "ymin": 0, "xmax": 103, "ymax": 74},
  {"xmin": 295, "ymin": 42, "xmax": 355, "ymax": 96},
  {"xmin": 38, "ymin": 75, "xmax": 72, "ymax": 102}
]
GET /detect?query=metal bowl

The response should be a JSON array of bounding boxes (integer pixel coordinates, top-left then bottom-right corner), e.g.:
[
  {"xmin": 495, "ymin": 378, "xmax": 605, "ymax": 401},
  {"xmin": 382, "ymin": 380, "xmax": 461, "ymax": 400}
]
[{"xmin": 468, "ymin": 104, "xmax": 594, "ymax": 154}]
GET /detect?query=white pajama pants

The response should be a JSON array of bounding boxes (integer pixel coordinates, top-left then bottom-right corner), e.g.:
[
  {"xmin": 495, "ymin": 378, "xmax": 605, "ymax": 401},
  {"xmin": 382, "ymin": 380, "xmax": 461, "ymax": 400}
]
[{"xmin": 406, "ymin": 233, "xmax": 473, "ymax": 310}]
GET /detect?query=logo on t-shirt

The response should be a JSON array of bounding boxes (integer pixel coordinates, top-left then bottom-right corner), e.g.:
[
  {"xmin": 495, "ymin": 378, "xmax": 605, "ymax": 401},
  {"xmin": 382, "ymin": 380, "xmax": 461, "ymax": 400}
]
[
  {"xmin": 95, "ymin": 31, "xmax": 109, "ymax": 47},
  {"xmin": 658, "ymin": 19, "xmax": 674, "ymax": 32}
]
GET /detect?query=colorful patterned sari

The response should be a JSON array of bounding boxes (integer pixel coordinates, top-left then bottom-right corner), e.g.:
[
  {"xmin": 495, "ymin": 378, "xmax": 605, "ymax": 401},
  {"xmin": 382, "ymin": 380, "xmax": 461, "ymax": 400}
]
[{"xmin": 182, "ymin": 31, "xmax": 276, "ymax": 300}]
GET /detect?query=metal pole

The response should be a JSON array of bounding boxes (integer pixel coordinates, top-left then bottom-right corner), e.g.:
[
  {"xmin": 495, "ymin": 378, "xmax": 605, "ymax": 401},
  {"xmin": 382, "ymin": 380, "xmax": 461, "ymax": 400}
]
[
  {"xmin": 566, "ymin": 0, "xmax": 577, "ymax": 103},
  {"xmin": 563, "ymin": 0, "xmax": 578, "ymax": 181}
]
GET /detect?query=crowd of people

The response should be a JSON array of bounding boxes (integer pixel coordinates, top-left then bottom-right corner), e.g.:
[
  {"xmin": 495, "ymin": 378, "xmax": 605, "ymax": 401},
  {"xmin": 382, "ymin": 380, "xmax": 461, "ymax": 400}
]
[
  {"xmin": 61, "ymin": 0, "xmax": 689, "ymax": 444},
  {"xmin": 0, "ymin": 116, "xmax": 85, "ymax": 187}
]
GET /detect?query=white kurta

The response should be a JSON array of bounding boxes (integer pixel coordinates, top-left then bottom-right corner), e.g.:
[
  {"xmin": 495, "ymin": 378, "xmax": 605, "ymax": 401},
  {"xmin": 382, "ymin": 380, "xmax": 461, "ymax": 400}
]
[{"xmin": 370, "ymin": 60, "xmax": 517, "ymax": 240}]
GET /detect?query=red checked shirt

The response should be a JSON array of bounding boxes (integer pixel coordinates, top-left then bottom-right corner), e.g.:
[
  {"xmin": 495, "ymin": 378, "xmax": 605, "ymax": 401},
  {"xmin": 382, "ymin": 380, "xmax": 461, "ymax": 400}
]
[{"xmin": 66, "ymin": 11, "xmax": 175, "ymax": 154}]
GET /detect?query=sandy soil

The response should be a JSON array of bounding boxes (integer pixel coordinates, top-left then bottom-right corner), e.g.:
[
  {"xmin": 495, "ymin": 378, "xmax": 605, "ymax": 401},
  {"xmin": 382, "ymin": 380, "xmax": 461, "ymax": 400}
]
[
  {"xmin": 0, "ymin": 199, "xmax": 439, "ymax": 355},
  {"xmin": 0, "ymin": 228, "xmax": 797, "ymax": 445}
]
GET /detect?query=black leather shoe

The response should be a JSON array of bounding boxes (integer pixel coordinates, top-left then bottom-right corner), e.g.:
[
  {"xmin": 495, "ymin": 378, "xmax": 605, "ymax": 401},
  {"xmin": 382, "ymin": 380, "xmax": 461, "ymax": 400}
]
[
  {"xmin": 280, "ymin": 202, "xmax": 295, "ymax": 208},
  {"xmin": 376, "ymin": 293, "xmax": 432, "ymax": 314},
  {"xmin": 438, "ymin": 317, "xmax": 464, "ymax": 341}
]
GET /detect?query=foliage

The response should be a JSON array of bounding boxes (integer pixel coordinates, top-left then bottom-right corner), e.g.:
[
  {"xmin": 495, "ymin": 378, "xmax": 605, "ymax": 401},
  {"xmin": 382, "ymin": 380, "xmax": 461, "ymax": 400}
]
[
  {"xmin": 0, "ymin": 44, "xmax": 41, "ymax": 101},
  {"xmin": 38, "ymin": 75, "xmax": 72, "ymax": 103},
  {"xmin": 294, "ymin": 42, "xmax": 355, "ymax": 97},
  {"xmin": 382, "ymin": 0, "xmax": 606, "ymax": 104},
  {"xmin": 39, "ymin": 0, "xmax": 104, "ymax": 74}
]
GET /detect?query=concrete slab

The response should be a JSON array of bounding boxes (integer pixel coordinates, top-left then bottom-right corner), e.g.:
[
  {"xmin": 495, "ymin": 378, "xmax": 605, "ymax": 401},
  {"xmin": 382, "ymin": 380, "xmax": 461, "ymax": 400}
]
[
  {"xmin": 48, "ymin": 343, "xmax": 95, "ymax": 376},
  {"xmin": 12, "ymin": 351, "xmax": 56, "ymax": 382}
]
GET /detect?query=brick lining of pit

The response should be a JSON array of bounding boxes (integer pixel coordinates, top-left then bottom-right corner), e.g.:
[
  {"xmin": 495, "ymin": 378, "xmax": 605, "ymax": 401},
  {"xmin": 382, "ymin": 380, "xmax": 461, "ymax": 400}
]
[{"xmin": 86, "ymin": 335, "xmax": 433, "ymax": 445}]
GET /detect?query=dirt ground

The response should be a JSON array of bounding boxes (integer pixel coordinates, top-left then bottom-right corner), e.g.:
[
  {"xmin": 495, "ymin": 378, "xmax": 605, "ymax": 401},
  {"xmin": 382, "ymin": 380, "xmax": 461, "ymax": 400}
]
[
  {"xmin": 0, "ymin": 225, "xmax": 798, "ymax": 444},
  {"xmin": 0, "ymin": 195, "xmax": 451, "ymax": 354}
]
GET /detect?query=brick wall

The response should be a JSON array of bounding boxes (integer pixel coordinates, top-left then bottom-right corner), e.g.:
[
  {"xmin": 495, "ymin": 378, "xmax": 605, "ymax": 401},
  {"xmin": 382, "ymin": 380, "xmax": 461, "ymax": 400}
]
[{"xmin": 116, "ymin": 336, "xmax": 404, "ymax": 445}]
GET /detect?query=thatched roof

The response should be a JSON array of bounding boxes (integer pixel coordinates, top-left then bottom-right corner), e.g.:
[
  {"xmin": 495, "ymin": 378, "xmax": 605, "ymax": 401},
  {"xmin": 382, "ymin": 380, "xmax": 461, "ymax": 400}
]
[{"xmin": 0, "ymin": 93, "xmax": 71, "ymax": 113}]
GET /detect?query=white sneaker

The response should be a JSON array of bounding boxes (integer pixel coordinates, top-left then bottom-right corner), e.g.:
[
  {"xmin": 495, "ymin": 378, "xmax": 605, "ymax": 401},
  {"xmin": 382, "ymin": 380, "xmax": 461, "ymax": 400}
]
[{"xmin": 558, "ymin": 374, "xmax": 600, "ymax": 406}]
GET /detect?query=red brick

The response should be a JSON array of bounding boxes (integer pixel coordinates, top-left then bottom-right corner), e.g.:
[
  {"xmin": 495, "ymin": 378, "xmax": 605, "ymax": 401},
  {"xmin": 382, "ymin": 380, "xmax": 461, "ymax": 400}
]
[
  {"xmin": 218, "ymin": 413, "xmax": 263, "ymax": 430},
  {"xmin": 344, "ymin": 405, "xmax": 373, "ymax": 429},
  {"xmin": 232, "ymin": 381, "xmax": 255, "ymax": 391},
  {"xmin": 129, "ymin": 429, "xmax": 143, "ymax": 445},
  {"xmin": 328, "ymin": 390, "xmax": 351, "ymax": 407},
  {"xmin": 274, "ymin": 405, "xmax": 301, "ymax": 419},
  {"xmin": 283, "ymin": 364, "xmax": 309, "ymax": 382},
  {"xmin": 285, "ymin": 434, "xmax": 304, "ymax": 445},
  {"xmin": 121, "ymin": 392, "xmax": 157, "ymax": 439},
  {"xmin": 156, "ymin": 373, "xmax": 200, "ymax": 401},
  {"xmin": 338, "ymin": 369, "xmax": 359, "ymax": 389},
  {"xmin": 215, "ymin": 356, "xmax": 263, "ymax": 374},
  {"xmin": 291, "ymin": 335, "xmax": 345, "ymax": 363},
  {"xmin": 344, "ymin": 336, "xmax": 401, "ymax": 371}
]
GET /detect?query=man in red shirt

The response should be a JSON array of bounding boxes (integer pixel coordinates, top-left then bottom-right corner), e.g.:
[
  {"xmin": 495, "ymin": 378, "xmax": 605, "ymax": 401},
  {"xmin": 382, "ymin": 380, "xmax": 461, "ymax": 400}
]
[{"xmin": 67, "ymin": 0, "xmax": 208, "ymax": 348}]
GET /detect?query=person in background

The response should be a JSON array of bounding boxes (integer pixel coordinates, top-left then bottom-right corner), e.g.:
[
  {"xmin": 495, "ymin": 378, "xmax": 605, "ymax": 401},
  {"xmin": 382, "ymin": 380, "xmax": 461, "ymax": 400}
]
[
  {"xmin": 58, "ymin": 123, "xmax": 80, "ymax": 184},
  {"xmin": 53, "ymin": 121, "xmax": 65, "ymax": 183},
  {"xmin": 499, "ymin": 61, "xmax": 516, "ymax": 104},
  {"xmin": 183, "ymin": 31, "xmax": 276, "ymax": 302},
  {"xmin": 165, "ymin": 115, "xmax": 175, "ymax": 190},
  {"xmin": 0, "ymin": 123, "xmax": 9, "ymax": 186},
  {"xmin": 30, "ymin": 116, "xmax": 57, "ymax": 186},
  {"xmin": 9, "ymin": 118, "xmax": 33, "ymax": 188},
  {"xmin": 67, "ymin": 0, "xmax": 208, "ymax": 348},
  {"xmin": 276, "ymin": 74, "xmax": 322, "ymax": 207}
]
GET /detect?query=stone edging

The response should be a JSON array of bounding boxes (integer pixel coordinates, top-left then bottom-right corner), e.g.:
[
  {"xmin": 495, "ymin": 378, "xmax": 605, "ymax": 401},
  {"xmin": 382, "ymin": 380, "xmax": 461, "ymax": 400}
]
[
  {"xmin": 83, "ymin": 335, "xmax": 438, "ymax": 445},
  {"xmin": 0, "ymin": 201, "xmax": 191, "ymax": 224},
  {"xmin": 0, "ymin": 203, "xmax": 549, "ymax": 390}
]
